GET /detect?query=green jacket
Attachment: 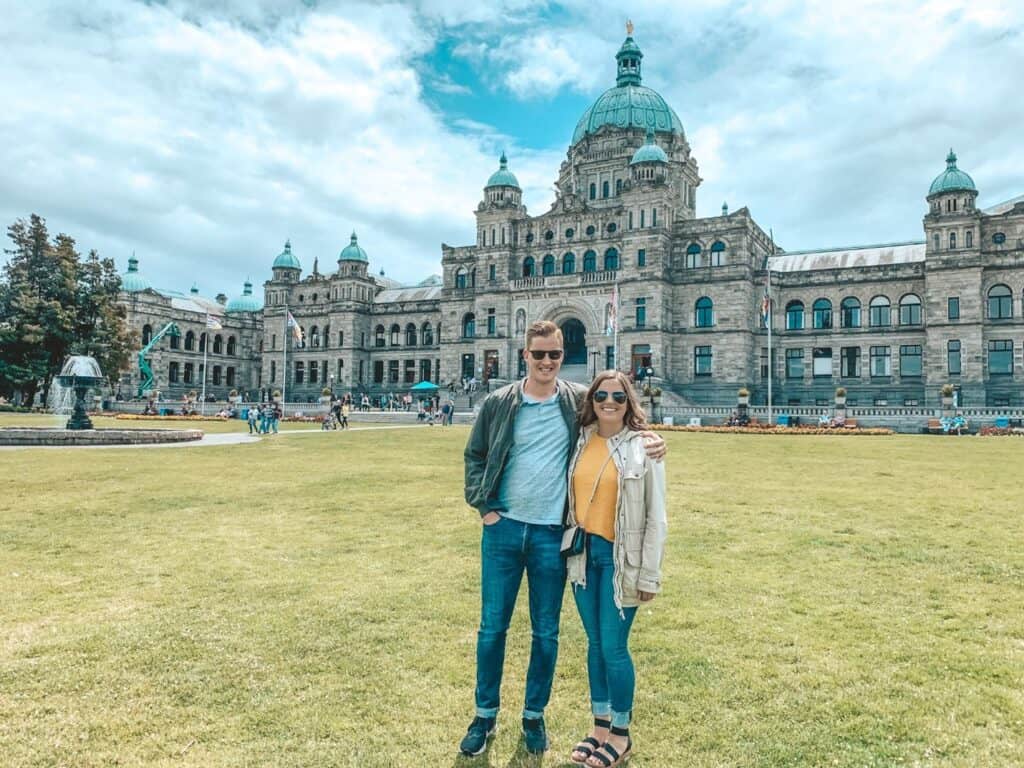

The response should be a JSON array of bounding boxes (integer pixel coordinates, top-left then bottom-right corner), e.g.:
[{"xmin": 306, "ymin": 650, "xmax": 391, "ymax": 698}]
[{"xmin": 464, "ymin": 378, "xmax": 588, "ymax": 517}]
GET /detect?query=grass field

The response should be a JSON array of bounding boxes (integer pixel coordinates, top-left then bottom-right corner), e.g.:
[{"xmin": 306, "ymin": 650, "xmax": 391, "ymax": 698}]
[{"xmin": 1, "ymin": 418, "xmax": 1022, "ymax": 767}]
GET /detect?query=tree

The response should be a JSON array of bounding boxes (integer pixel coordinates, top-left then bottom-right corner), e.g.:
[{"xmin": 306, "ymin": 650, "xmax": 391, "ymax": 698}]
[{"xmin": 0, "ymin": 215, "xmax": 132, "ymax": 405}]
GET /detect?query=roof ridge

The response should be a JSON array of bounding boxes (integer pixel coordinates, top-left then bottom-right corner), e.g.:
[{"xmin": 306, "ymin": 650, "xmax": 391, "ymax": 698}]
[{"xmin": 776, "ymin": 240, "xmax": 926, "ymax": 257}]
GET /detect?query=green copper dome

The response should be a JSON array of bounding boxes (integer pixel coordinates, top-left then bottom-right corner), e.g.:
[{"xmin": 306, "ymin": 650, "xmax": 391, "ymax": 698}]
[
  {"xmin": 273, "ymin": 239, "xmax": 301, "ymax": 270},
  {"xmin": 121, "ymin": 256, "xmax": 151, "ymax": 292},
  {"xmin": 226, "ymin": 280, "xmax": 263, "ymax": 313},
  {"xmin": 486, "ymin": 152, "xmax": 521, "ymax": 188},
  {"xmin": 572, "ymin": 35, "xmax": 685, "ymax": 145},
  {"xmin": 338, "ymin": 231, "xmax": 368, "ymax": 263},
  {"xmin": 630, "ymin": 129, "xmax": 668, "ymax": 165},
  {"xmin": 928, "ymin": 149, "xmax": 976, "ymax": 196}
]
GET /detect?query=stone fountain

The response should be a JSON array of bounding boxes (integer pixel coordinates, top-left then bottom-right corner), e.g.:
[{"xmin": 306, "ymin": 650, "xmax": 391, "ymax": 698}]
[{"xmin": 0, "ymin": 355, "xmax": 203, "ymax": 447}]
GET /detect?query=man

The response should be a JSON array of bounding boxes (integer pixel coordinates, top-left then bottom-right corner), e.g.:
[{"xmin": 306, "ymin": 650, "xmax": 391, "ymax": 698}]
[{"xmin": 460, "ymin": 320, "xmax": 665, "ymax": 756}]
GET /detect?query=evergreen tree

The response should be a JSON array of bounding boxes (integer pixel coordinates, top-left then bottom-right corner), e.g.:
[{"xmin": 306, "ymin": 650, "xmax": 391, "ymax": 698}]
[{"xmin": 0, "ymin": 215, "xmax": 132, "ymax": 404}]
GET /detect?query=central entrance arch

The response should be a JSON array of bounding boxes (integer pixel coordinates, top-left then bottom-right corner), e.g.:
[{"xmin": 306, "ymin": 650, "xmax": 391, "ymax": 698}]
[{"xmin": 560, "ymin": 318, "xmax": 587, "ymax": 365}]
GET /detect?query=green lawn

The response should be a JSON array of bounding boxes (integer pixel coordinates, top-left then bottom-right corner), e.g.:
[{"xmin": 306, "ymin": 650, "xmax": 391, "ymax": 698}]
[
  {"xmin": 0, "ymin": 412, "xmax": 322, "ymax": 434},
  {"xmin": 1, "ymin": 427, "xmax": 1022, "ymax": 767}
]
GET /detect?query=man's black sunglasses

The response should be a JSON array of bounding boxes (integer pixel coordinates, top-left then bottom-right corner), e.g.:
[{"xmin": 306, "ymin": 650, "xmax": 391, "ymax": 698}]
[
  {"xmin": 593, "ymin": 390, "xmax": 628, "ymax": 404},
  {"xmin": 529, "ymin": 350, "xmax": 564, "ymax": 360}
]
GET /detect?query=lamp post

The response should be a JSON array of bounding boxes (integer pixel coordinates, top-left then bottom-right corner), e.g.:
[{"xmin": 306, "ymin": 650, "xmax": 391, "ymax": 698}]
[
  {"xmin": 329, "ymin": 374, "xmax": 335, "ymax": 398},
  {"xmin": 590, "ymin": 349, "xmax": 600, "ymax": 378}
]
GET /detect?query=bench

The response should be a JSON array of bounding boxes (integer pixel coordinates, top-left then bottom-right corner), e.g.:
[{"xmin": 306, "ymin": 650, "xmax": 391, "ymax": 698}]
[
  {"xmin": 927, "ymin": 418, "xmax": 944, "ymax": 434},
  {"xmin": 843, "ymin": 418, "xmax": 858, "ymax": 429}
]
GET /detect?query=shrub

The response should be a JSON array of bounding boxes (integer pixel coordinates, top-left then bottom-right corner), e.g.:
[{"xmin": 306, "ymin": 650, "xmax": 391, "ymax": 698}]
[
  {"xmin": 835, "ymin": 387, "xmax": 847, "ymax": 397},
  {"xmin": 738, "ymin": 387, "xmax": 750, "ymax": 397},
  {"xmin": 941, "ymin": 384, "xmax": 955, "ymax": 397}
]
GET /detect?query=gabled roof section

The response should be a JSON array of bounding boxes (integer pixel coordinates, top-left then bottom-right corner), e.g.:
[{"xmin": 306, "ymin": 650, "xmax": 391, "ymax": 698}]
[
  {"xmin": 374, "ymin": 285, "xmax": 442, "ymax": 304},
  {"xmin": 983, "ymin": 194, "xmax": 1024, "ymax": 216},
  {"xmin": 768, "ymin": 241, "xmax": 926, "ymax": 273}
]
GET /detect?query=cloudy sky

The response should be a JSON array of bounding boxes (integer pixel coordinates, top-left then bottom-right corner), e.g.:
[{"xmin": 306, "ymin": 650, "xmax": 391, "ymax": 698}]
[{"xmin": 1, "ymin": 0, "xmax": 1022, "ymax": 299}]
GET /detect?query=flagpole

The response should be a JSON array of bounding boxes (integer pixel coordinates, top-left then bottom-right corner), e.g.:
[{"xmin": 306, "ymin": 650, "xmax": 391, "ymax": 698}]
[
  {"xmin": 767, "ymin": 229, "xmax": 776, "ymax": 426},
  {"xmin": 201, "ymin": 329, "xmax": 208, "ymax": 416},
  {"xmin": 612, "ymin": 282, "xmax": 619, "ymax": 371},
  {"xmin": 282, "ymin": 306, "xmax": 288, "ymax": 412}
]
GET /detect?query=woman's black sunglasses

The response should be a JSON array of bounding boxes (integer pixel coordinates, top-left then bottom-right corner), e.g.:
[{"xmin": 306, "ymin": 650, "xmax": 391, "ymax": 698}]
[
  {"xmin": 593, "ymin": 390, "xmax": 628, "ymax": 404},
  {"xmin": 529, "ymin": 350, "xmax": 563, "ymax": 360}
]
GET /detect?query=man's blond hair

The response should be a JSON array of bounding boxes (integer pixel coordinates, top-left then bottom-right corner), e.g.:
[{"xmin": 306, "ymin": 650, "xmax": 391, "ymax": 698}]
[{"xmin": 525, "ymin": 320, "xmax": 562, "ymax": 349}]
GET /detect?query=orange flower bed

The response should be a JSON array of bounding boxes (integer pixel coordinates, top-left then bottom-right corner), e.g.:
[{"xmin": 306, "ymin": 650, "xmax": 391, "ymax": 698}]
[{"xmin": 652, "ymin": 424, "xmax": 894, "ymax": 436}]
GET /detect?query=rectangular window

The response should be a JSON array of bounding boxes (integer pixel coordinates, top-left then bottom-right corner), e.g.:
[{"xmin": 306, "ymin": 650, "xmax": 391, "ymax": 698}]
[
  {"xmin": 899, "ymin": 345, "xmax": 922, "ymax": 377},
  {"xmin": 635, "ymin": 298, "xmax": 646, "ymax": 329},
  {"xmin": 270, "ymin": 360, "xmax": 276, "ymax": 383},
  {"xmin": 694, "ymin": 345, "xmax": 712, "ymax": 376},
  {"xmin": 358, "ymin": 360, "xmax": 364, "ymax": 383},
  {"xmin": 652, "ymin": 208, "xmax": 657, "ymax": 226},
  {"xmin": 272, "ymin": 334, "xmax": 277, "ymax": 350},
  {"xmin": 487, "ymin": 308, "xmax": 496, "ymax": 336},
  {"xmin": 489, "ymin": 264, "xmax": 496, "ymax": 282},
  {"xmin": 388, "ymin": 360, "xmax": 399, "ymax": 383},
  {"xmin": 840, "ymin": 346, "xmax": 861, "ymax": 378},
  {"xmin": 169, "ymin": 362, "xmax": 179, "ymax": 383},
  {"xmin": 404, "ymin": 359, "xmax": 416, "ymax": 384},
  {"xmin": 785, "ymin": 348, "xmax": 804, "ymax": 379},
  {"xmin": 309, "ymin": 361, "xmax": 318, "ymax": 384},
  {"xmin": 900, "ymin": 301, "xmax": 922, "ymax": 326},
  {"xmin": 606, "ymin": 345, "xmax": 615, "ymax": 370},
  {"xmin": 637, "ymin": 248, "xmax": 646, "ymax": 267},
  {"xmin": 812, "ymin": 347, "xmax": 832, "ymax": 377},
  {"xmin": 640, "ymin": 209, "xmax": 645, "ymax": 228},
  {"xmin": 373, "ymin": 361, "xmax": 384, "ymax": 384},
  {"xmin": 988, "ymin": 340, "xmax": 1013, "ymax": 375},
  {"xmin": 184, "ymin": 362, "xmax": 194, "ymax": 384},
  {"xmin": 339, "ymin": 331, "xmax": 344, "ymax": 347},
  {"xmin": 628, "ymin": 210, "xmax": 633, "ymax": 229},
  {"xmin": 760, "ymin": 347, "xmax": 768, "ymax": 379},
  {"xmin": 947, "ymin": 297, "xmax": 960, "ymax": 320},
  {"xmin": 870, "ymin": 346, "xmax": 891, "ymax": 377},
  {"xmin": 947, "ymin": 340, "xmax": 961, "ymax": 375},
  {"xmin": 295, "ymin": 361, "xmax": 304, "ymax": 384}
]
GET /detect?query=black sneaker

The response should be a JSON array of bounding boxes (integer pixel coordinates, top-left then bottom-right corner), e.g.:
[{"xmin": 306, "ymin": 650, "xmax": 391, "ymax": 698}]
[
  {"xmin": 459, "ymin": 716, "xmax": 497, "ymax": 756},
  {"xmin": 522, "ymin": 716, "xmax": 549, "ymax": 754}
]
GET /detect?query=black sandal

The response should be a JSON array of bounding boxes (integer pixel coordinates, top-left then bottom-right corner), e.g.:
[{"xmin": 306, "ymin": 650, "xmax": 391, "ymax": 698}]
[
  {"xmin": 586, "ymin": 725, "xmax": 632, "ymax": 767},
  {"xmin": 570, "ymin": 718, "xmax": 610, "ymax": 764}
]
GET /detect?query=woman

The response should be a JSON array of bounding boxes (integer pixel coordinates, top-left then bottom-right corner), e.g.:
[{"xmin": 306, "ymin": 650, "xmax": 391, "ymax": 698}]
[{"xmin": 565, "ymin": 370, "xmax": 667, "ymax": 767}]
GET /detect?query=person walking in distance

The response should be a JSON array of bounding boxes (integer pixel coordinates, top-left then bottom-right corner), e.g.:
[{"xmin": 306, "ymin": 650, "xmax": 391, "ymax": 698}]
[{"xmin": 459, "ymin": 321, "xmax": 666, "ymax": 757}]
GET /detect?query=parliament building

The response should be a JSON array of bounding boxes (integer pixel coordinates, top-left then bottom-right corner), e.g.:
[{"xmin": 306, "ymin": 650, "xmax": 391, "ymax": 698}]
[{"xmin": 119, "ymin": 33, "xmax": 1024, "ymax": 408}]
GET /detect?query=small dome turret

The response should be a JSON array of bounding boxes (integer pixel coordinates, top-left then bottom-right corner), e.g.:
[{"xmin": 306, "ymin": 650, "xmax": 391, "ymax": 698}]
[
  {"xmin": 928, "ymin": 149, "xmax": 977, "ymax": 197},
  {"xmin": 338, "ymin": 231, "xmax": 369, "ymax": 263},
  {"xmin": 121, "ymin": 255, "xmax": 151, "ymax": 293},
  {"xmin": 630, "ymin": 128, "xmax": 669, "ymax": 165},
  {"xmin": 226, "ymin": 280, "xmax": 264, "ymax": 313},
  {"xmin": 486, "ymin": 152, "xmax": 521, "ymax": 189},
  {"xmin": 272, "ymin": 239, "xmax": 301, "ymax": 270}
]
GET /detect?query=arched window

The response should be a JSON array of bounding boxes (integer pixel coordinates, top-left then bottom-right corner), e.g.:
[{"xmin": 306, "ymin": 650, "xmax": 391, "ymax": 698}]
[
  {"xmin": 841, "ymin": 297, "xmax": 861, "ymax": 328},
  {"xmin": 421, "ymin": 322, "xmax": 433, "ymax": 346},
  {"xmin": 323, "ymin": 325, "xmax": 330, "ymax": 349},
  {"xmin": 604, "ymin": 248, "xmax": 620, "ymax": 271},
  {"xmin": 695, "ymin": 297, "xmax": 714, "ymax": 327},
  {"xmin": 542, "ymin": 254, "xmax": 556, "ymax": 276},
  {"xmin": 616, "ymin": 179, "xmax": 623, "ymax": 195},
  {"xmin": 949, "ymin": 231, "xmax": 957, "ymax": 249},
  {"xmin": 522, "ymin": 256, "xmax": 536, "ymax": 277},
  {"xmin": 710, "ymin": 241, "xmax": 726, "ymax": 266},
  {"xmin": 515, "ymin": 308, "xmax": 526, "ymax": 336},
  {"xmin": 686, "ymin": 243, "xmax": 702, "ymax": 268},
  {"xmin": 966, "ymin": 230, "xmax": 973, "ymax": 248},
  {"xmin": 141, "ymin": 324, "xmax": 153, "ymax": 345},
  {"xmin": 455, "ymin": 267, "xmax": 467, "ymax": 289},
  {"xmin": 169, "ymin": 332, "xmax": 180, "ymax": 350},
  {"xmin": 226, "ymin": 336, "xmax": 236, "ymax": 356},
  {"xmin": 583, "ymin": 250, "xmax": 597, "ymax": 272},
  {"xmin": 869, "ymin": 296, "xmax": 891, "ymax": 327},
  {"xmin": 602, "ymin": 180, "xmax": 610, "ymax": 198},
  {"xmin": 470, "ymin": 268, "xmax": 477, "ymax": 287},
  {"xmin": 786, "ymin": 300, "xmax": 805, "ymax": 330},
  {"xmin": 562, "ymin": 252, "xmax": 576, "ymax": 274},
  {"xmin": 405, "ymin": 323, "xmax": 417, "ymax": 346},
  {"xmin": 589, "ymin": 183, "xmax": 596, "ymax": 200},
  {"xmin": 199, "ymin": 332, "xmax": 207, "ymax": 353},
  {"xmin": 462, "ymin": 313, "xmax": 476, "ymax": 338},
  {"xmin": 375, "ymin": 324, "xmax": 385, "ymax": 347},
  {"xmin": 184, "ymin": 331, "xmax": 195, "ymax": 351},
  {"xmin": 812, "ymin": 298, "xmax": 833, "ymax": 329},
  {"xmin": 309, "ymin": 326, "xmax": 319, "ymax": 348},
  {"xmin": 988, "ymin": 284, "xmax": 1013, "ymax": 319},
  {"xmin": 899, "ymin": 294, "xmax": 922, "ymax": 326},
  {"xmin": 390, "ymin": 324, "xmax": 400, "ymax": 346}
]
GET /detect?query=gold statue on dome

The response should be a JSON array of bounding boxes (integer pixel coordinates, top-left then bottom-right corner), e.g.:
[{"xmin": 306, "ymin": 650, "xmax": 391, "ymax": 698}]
[{"xmin": 626, "ymin": 20, "xmax": 634, "ymax": 36}]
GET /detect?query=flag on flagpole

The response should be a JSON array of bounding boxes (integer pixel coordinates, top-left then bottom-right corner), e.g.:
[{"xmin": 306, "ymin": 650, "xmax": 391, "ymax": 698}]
[
  {"xmin": 205, "ymin": 313, "xmax": 222, "ymax": 331},
  {"xmin": 607, "ymin": 284, "xmax": 618, "ymax": 336},
  {"xmin": 286, "ymin": 311, "xmax": 303, "ymax": 344},
  {"xmin": 760, "ymin": 290, "xmax": 771, "ymax": 325}
]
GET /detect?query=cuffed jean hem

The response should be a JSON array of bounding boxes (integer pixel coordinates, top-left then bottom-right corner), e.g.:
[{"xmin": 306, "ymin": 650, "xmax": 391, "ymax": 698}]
[
  {"xmin": 476, "ymin": 706, "xmax": 499, "ymax": 718},
  {"xmin": 611, "ymin": 710, "xmax": 631, "ymax": 728},
  {"xmin": 522, "ymin": 708, "xmax": 544, "ymax": 720},
  {"xmin": 591, "ymin": 701, "xmax": 612, "ymax": 716}
]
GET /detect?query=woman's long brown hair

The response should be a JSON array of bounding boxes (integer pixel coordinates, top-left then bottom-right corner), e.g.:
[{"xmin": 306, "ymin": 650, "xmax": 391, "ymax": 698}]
[{"xmin": 578, "ymin": 370, "xmax": 648, "ymax": 431}]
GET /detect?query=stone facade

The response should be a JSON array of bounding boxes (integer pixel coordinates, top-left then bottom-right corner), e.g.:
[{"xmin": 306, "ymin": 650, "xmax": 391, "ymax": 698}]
[{"xmin": 118, "ymin": 35, "xmax": 1024, "ymax": 409}]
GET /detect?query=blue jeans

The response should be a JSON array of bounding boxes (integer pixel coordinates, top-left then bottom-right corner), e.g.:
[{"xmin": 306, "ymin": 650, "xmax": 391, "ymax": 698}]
[
  {"xmin": 573, "ymin": 534, "xmax": 637, "ymax": 728},
  {"xmin": 475, "ymin": 516, "xmax": 566, "ymax": 719}
]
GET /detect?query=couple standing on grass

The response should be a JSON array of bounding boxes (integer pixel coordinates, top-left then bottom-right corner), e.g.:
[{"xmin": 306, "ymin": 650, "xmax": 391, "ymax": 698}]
[{"xmin": 461, "ymin": 320, "xmax": 668, "ymax": 766}]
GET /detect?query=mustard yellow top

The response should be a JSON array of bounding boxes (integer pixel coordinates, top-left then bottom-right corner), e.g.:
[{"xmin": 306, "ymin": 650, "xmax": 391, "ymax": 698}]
[{"xmin": 572, "ymin": 435, "xmax": 620, "ymax": 542}]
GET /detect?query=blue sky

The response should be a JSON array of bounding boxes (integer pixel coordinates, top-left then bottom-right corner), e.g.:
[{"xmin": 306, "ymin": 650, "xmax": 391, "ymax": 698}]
[{"xmin": 1, "ymin": 0, "xmax": 1022, "ymax": 298}]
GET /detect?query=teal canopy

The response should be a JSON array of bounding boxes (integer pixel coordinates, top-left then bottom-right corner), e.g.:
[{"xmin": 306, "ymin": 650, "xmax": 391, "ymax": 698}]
[{"xmin": 410, "ymin": 381, "xmax": 439, "ymax": 391}]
